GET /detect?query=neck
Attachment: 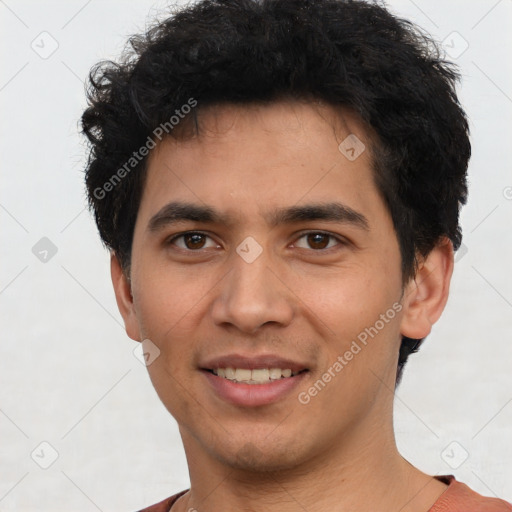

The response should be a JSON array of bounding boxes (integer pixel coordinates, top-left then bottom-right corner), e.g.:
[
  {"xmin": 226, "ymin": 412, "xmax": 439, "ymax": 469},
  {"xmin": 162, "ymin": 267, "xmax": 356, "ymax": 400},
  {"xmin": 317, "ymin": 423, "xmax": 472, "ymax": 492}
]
[{"xmin": 175, "ymin": 413, "xmax": 447, "ymax": 512}]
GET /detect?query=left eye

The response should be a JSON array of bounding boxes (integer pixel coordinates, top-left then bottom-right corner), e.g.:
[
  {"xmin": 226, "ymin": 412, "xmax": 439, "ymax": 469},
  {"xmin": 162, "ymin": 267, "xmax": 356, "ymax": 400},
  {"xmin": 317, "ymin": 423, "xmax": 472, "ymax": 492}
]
[
  {"xmin": 293, "ymin": 232, "xmax": 343, "ymax": 250},
  {"xmin": 169, "ymin": 232, "xmax": 218, "ymax": 250}
]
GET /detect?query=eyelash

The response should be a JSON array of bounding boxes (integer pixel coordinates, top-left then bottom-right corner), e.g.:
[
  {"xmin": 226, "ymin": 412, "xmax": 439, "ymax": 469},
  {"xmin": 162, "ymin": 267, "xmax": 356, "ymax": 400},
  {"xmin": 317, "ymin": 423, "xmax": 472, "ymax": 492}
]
[{"xmin": 165, "ymin": 230, "xmax": 347, "ymax": 253}]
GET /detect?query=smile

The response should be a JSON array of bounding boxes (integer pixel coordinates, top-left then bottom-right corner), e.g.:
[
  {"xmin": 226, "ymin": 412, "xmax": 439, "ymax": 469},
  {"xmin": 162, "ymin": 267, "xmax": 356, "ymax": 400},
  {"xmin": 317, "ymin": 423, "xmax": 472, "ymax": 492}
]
[
  {"xmin": 209, "ymin": 367, "xmax": 303, "ymax": 384},
  {"xmin": 202, "ymin": 368, "xmax": 309, "ymax": 407}
]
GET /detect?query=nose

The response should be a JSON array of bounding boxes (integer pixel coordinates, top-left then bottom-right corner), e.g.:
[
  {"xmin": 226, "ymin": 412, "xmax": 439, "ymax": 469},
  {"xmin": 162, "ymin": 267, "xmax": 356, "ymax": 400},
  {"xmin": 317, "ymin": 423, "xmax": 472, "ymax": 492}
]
[{"xmin": 210, "ymin": 244, "xmax": 295, "ymax": 334}]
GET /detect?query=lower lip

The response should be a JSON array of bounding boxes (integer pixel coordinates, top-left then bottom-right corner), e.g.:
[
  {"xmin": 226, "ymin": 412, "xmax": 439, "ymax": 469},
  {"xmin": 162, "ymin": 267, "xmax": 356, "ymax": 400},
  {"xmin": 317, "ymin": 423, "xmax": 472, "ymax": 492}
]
[{"xmin": 202, "ymin": 370, "xmax": 308, "ymax": 407}]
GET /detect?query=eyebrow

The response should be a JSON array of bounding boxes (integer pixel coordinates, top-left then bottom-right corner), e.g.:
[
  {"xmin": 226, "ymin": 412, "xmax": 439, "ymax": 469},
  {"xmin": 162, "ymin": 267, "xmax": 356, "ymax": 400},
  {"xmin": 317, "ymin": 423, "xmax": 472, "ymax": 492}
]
[{"xmin": 147, "ymin": 201, "xmax": 370, "ymax": 232}]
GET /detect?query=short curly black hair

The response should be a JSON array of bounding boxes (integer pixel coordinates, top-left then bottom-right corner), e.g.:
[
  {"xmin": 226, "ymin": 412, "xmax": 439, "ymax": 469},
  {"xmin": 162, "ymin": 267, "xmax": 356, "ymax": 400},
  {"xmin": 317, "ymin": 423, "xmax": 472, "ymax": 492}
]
[{"xmin": 81, "ymin": 0, "xmax": 471, "ymax": 385}]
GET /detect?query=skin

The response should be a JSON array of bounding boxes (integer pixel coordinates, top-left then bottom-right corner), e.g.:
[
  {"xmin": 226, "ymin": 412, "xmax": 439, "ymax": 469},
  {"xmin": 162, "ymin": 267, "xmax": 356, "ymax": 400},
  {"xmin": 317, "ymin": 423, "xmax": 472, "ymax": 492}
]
[{"xmin": 112, "ymin": 99, "xmax": 454, "ymax": 511}]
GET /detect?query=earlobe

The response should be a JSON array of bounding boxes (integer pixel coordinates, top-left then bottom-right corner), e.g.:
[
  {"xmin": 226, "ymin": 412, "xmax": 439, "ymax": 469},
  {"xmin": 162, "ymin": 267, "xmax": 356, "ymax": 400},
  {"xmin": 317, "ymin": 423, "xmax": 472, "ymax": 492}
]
[
  {"xmin": 399, "ymin": 237, "xmax": 454, "ymax": 340},
  {"xmin": 110, "ymin": 251, "xmax": 141, "ymax": 342}
]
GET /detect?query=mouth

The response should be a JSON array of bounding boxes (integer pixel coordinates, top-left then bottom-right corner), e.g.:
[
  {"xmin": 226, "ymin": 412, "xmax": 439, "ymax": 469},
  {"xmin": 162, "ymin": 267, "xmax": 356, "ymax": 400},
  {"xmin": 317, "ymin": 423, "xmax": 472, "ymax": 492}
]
[
  {"xmin": 204, "ymin": 367, "xmax": 308, "ymax": 384},
  {"xmin": 199, "ymin": 354, "xmax": 310, "ymax": 406}
]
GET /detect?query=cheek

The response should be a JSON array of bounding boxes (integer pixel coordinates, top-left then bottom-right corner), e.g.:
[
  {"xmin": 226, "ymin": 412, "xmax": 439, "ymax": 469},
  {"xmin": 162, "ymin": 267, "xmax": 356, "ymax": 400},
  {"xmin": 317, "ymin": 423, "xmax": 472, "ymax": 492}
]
[
  {"xmin": 132, "ymin": 259, "xmax": 212, "ymax": 337},
  {"xmin": 131, "ymin": 269, "xmax": 206, "ymax": 417},
  {"xmin": 300, "ymin": 263, "xmax": 402, "ymax": 359},
  {"xmin": 300, "ymin": 271, "xmax": 403, "ymax": 417}
]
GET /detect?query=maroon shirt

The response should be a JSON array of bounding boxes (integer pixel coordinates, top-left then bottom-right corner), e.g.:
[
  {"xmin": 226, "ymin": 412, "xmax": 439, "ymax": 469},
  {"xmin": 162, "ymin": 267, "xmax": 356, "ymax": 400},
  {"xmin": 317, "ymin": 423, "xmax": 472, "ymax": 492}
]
[{"xmin": 136, "ymin": 475, "xmax": 512, "ymax": 511}]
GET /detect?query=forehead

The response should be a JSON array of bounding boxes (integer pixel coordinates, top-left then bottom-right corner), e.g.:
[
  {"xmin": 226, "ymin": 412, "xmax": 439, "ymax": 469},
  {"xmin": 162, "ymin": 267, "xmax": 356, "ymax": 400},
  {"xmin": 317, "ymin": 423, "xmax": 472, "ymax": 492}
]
[
  {"xmin": 161, "ymin": 99, "xmax": 372, "ymax": 156},
  {"xmin": 138, "ymin": 99, "xmax": 382, "ymax": 226}
]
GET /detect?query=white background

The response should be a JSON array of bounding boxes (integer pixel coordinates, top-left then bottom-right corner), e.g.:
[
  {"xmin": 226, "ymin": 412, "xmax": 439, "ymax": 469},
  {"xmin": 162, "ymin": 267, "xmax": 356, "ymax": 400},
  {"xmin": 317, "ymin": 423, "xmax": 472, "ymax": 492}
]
[{"xmin": 1, "ymin": 0, "xmax": 511, "ymax": 510}]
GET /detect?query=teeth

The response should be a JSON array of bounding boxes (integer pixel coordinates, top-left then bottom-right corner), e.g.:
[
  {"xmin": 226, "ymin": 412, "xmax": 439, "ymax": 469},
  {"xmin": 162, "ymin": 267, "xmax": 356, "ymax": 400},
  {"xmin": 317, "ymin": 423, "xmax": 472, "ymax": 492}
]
[
  {"xmin": 212, "ymin": 367, "xmax": 300, "ymax": 383},
  {"xmin": 234, "ymin": 368, "xmax": 252, "ymax": 381},
  {"xmin": 252, "ymin": 369, "xmax": 269, "ymax": 381},
  {"xmin": 269, "ymin": 368, "xmax": 282, "ymax": 379}
]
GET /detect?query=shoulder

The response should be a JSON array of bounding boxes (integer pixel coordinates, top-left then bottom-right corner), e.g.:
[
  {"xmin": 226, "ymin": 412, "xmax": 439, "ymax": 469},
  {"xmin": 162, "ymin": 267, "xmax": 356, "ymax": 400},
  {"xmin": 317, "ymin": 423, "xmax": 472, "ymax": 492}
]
[
  {"xmin": 135, "ymin": 489, "xmax": 189, "ymax": 512},
  {"xmin": 430, "ymin": 475, "xmax": 512, "ymax": 512},
  {"xmin": 134, "ymin": 479, "xmax": 512, "ymax": 512}
]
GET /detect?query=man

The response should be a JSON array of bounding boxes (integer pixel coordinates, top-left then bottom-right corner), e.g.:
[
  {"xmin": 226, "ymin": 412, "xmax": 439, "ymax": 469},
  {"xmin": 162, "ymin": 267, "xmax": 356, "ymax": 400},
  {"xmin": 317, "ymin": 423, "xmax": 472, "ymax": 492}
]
[{"xmin": 81, "ymin": 0, "xmax": 511, "ymax": 510}]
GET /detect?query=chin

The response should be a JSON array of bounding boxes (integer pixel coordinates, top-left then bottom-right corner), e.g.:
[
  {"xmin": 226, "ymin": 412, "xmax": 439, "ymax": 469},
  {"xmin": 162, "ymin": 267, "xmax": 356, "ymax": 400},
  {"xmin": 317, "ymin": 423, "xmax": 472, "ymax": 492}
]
[{"xmin": 210, "ymin": 437, "xmax": 308, "ymax": 474}]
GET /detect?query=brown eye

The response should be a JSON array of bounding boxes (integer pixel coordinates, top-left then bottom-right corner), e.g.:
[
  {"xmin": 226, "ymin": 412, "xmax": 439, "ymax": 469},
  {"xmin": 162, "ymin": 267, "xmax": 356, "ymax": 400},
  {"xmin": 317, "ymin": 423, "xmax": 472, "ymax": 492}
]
[
  {"xmin": 306, "ymin": 233, "xmax": 330, "ymax": 250},
  {"xmin": 184, "ymin": 233, "xmax": 206, "ymax": 249},
  {"xmin": 168, "ymin": 232, "xmax": 217, "ymax": 251},
  {"xmin": 294, "ymin": 232, "xmax": 343, "ymax": 251}
]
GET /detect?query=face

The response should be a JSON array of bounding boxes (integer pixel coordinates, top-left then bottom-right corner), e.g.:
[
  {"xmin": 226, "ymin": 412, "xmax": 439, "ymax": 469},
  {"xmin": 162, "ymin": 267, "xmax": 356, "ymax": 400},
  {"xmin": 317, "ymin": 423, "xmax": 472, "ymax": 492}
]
[{"xmin": 113, "ymin": 100, "xmax": 434, "ymax": 473}]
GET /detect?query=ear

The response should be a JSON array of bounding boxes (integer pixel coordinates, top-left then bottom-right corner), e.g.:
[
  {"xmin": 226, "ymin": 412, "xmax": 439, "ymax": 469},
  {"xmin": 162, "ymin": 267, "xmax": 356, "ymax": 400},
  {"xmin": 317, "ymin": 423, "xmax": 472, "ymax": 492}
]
[
  {"xmin": 110, "ymin": 251, "xmax": 141, "ymax": 342},
  {"xmin": 400, "ymin": 237, "xmax": 454, "ymax": 339}
]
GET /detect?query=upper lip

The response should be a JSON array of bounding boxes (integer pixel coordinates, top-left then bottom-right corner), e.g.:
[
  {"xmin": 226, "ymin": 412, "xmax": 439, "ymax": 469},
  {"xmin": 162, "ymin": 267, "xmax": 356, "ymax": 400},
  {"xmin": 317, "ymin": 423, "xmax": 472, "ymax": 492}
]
[{"xmin": 200, "ymin": 354, "xmax": 309, "ymax": 373}]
